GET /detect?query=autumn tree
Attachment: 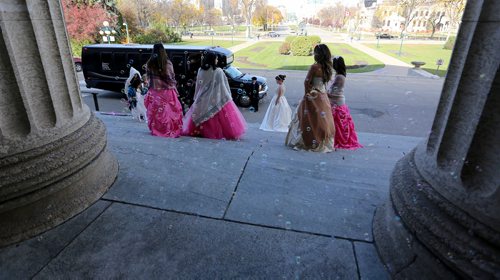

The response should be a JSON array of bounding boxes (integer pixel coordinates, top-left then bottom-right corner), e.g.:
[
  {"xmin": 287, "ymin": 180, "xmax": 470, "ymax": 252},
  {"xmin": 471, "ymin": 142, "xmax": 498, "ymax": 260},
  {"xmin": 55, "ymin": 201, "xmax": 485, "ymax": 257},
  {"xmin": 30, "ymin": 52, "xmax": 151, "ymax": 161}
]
[
  {"xmin": 371, "ymin": 5, "xmax": 386, "ymax": 30},
  {"xmin": 252, "ymin": 5, "xmax": 283, "ymax": 31},
  {"xmin": 134, "ymin": 0, "xmax": 157, "ymax": 28},
  {"xmin": 116, "ymin": 0, "xmax": 141, "ymax": 37},
  {"xmin": 68, "ymin": 0, "xmax": 119, "ymax": 16},
  {"xmin": 395, "ymin": 0, "xmax": 429, "ymax": 34},
  {"xmin": 388, "ymin": 0, "xmax": 428, "ymax": 55},
  {"xmin": 241, "ymin": 0, "xmax": 257, "ymax": 38},
  {"xmin": 427, "ymin": 10, "xmax": 445, "ymax": 38},
  {"xmin": 223, "ymin": 0, "xmax": 240, "ymax": 28},
  {"xmin": 439, "ymin": 0, "xmax": 466, "ymax": 39},
  {"xmin": 161, "ymin": 0, "xmax": 198, "ymax": 30},
  {"xmin": 62, "ymin": 0, "xmax": 113, "ymax": 42},
  {"xmin": 204, "ymin": 8, "xmax": 223, "ymax": 28},
  {"xmin": 317, "ymin": 3, "xmax": 347, "ymax": 29}
]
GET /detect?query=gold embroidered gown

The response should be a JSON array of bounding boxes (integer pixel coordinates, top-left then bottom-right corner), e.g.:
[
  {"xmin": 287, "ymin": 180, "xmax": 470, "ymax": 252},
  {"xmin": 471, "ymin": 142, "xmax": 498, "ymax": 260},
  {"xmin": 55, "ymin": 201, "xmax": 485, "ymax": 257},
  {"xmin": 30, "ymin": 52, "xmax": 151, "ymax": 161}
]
[{"xmin": 285, "ymin": 77, "xmax": 335, "ymax": 152}]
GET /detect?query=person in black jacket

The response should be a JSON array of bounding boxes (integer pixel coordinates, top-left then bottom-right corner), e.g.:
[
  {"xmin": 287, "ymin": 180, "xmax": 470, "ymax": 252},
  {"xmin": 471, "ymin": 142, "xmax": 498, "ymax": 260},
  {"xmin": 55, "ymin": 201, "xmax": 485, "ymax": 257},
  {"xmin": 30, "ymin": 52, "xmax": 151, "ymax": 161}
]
[{"xmin": 249, "ymin": 76, "xmax": 260, "ymax": 112}]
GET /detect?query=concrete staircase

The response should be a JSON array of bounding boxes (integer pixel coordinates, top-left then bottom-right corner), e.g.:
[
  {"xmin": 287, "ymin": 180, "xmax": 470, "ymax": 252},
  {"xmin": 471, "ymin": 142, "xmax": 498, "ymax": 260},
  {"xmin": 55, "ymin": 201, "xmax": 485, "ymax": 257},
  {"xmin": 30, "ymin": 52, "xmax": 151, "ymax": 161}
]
[{"xmin": 0, "ymin": 113, "xmax": 422, "ymax": 278}]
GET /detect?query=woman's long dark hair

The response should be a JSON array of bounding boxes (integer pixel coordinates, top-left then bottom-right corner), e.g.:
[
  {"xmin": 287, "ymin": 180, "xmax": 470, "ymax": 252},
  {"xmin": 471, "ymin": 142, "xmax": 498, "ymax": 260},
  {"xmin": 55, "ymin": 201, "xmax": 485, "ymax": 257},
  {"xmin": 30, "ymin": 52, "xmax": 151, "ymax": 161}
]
[
  {"xmin": 313, "ymin": 44, "xmax": 333, "ymax": 83},
  {"xmin": 147, "ymin": 43, "xmax": 169, "ymax": 74},
  {"xmin": 333, "ymin": 56, "xmax": 347, "ymax": 77},
  {"xmin": 200, "ymin": 51, "xmax": 217, "ymax": 70}
]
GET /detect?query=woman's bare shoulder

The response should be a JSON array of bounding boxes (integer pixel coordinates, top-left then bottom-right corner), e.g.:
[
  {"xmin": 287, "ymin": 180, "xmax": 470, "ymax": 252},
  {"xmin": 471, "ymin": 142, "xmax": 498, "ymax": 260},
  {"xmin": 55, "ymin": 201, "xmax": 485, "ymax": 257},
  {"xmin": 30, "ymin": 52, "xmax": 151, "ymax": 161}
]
[
  {"xmin": 309, "ymin": 63, "xmax": 321, "ymax": 71},
  {"xmin": 311, "ymin": 63, "xmax": 324, "ymax": 75}
]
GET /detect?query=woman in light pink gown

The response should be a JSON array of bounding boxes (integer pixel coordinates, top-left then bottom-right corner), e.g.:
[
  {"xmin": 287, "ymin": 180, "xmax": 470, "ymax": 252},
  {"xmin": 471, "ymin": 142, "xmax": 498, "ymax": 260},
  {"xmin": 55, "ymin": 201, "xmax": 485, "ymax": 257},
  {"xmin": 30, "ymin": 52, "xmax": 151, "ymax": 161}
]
[
  {"xmin": 182, "ymin": 51, "xmax": 246, "ymax": 140},
  {"xmin": 144, "ymin": 43, "xmax": 184, "ymax": 137},
  {"xmin": 328, "ymin": 56, "xmax": 362, "ymax": 150}
]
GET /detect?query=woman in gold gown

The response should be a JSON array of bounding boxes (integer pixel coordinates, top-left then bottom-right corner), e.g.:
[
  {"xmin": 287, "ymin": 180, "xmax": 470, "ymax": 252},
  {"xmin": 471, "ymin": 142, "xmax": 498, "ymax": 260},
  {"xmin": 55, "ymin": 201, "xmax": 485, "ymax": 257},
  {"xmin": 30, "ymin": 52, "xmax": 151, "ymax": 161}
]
[{"xmin": 286, "ymin": 44, "xmax": 335, "ymax": 152}]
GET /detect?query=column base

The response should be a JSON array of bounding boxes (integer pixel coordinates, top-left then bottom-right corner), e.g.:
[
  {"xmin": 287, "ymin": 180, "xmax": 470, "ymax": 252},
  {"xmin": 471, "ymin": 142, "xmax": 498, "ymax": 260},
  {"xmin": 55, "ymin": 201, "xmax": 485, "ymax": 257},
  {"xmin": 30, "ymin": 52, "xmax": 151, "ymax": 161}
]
[
  {"xmin": 373, "ymin": 149, "xmax": 500, "ymax": 279},
  {"xmin": 0, "ymin": 114, "xmax": 118, "ymax": 247}
]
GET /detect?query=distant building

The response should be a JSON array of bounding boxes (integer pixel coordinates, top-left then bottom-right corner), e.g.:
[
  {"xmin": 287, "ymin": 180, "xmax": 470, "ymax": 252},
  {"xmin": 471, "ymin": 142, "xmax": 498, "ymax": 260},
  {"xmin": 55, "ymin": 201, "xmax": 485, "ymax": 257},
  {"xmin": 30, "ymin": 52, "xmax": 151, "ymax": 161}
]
[{"xmin": 357, "ymin": 0, "xmax": 454, "ymax": 34}]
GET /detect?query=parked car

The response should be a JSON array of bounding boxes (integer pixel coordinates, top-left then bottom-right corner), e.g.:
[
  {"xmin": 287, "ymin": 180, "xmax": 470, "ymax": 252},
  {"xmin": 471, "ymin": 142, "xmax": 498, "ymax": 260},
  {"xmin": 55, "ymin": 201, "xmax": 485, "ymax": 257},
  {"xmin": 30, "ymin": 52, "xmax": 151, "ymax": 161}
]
[
  {"xmin": 267, "ymin": 31, "xmax": 280, "ymax": 38},
  {"xmin": 73, "ymin": 57, "xmax": 82, "ymax": 72},
  {"xmin": 375, "ymin": 33, "xmax": 396, "ymax": 39},
  {"xmin": 81, "ymin": 44, "xmax": 268, "ymax": 108}
]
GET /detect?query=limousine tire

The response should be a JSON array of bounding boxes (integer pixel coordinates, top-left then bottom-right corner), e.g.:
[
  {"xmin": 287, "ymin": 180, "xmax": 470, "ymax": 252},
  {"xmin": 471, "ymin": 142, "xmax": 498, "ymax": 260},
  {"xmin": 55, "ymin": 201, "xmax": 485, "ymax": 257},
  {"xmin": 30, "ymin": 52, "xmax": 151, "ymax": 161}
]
[
  {"xmin": 75, "ymin": 62, "xmax": 82, "ymax": 72},
  {"xmin": 237, "ymin": 95, "xmax": 251, "ymax": 108}
]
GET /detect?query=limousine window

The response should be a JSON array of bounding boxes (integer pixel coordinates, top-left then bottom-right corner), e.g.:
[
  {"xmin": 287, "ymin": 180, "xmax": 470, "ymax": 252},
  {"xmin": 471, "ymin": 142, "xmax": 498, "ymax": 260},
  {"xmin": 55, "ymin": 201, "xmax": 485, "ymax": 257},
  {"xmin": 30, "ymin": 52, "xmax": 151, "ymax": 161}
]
[{"xmin": 224, "ymin": 65, "xmax": 243, "ymax": 79}]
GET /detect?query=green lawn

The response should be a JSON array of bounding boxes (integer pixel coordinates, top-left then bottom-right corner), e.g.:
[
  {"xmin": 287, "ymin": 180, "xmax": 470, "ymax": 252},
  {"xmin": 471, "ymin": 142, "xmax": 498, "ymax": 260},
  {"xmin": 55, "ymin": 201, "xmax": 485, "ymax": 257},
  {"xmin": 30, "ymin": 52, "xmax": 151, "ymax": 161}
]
[
  {"xmin": 233, "ymin": 42, "xmax": 384, "ymax": 73},
  {"xmin": 172, "ymin": 39, "xmax": 246, "ymax": 48},
  {"xmin": 364, "ymin": 43, "xmax": 453, "ymax": 77}
]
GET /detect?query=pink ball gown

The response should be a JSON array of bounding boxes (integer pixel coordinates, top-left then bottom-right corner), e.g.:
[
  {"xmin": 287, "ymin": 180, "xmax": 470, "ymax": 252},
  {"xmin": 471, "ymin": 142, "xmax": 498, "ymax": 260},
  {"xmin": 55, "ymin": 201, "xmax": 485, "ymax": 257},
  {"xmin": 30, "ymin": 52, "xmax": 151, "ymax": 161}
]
[
  {"xmin": 182, "ymin": 67, "xmax": 246, "ymax": 140},
  {"xmin": 144, "ymin": 61, "xmax": 184, "ymax": 138},
  {"xmin": 328, "ymin": 74, "xmax": 363, "ymax": 150}
]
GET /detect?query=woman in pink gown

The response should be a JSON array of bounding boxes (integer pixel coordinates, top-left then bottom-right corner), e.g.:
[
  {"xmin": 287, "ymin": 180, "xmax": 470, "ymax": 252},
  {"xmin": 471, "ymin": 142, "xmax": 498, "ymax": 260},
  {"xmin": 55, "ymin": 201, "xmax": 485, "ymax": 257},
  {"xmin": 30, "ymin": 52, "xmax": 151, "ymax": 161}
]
[
  {"xmin": 182, "ymin": 51, "xmax": 246, "ymax": 140},
  {"xmin": 328, "ymin": 56, "xmax": 362, "ymax": 150},
  {"xmin": 144, "ymin": 43, "xmax": 184, "ymax": 137}
]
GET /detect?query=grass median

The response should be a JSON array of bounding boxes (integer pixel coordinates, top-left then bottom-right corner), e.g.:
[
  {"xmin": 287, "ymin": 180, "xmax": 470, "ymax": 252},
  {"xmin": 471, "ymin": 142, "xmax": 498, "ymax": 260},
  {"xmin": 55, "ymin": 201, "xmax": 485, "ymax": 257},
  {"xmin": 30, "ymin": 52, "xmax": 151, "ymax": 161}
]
[
  {"xmin": 363, "ymin": 43, "xmax": 452, "ymax": 77},
  {"xmin": 233, "ymin": 42, "xmax": 384, "ymax": 73}
]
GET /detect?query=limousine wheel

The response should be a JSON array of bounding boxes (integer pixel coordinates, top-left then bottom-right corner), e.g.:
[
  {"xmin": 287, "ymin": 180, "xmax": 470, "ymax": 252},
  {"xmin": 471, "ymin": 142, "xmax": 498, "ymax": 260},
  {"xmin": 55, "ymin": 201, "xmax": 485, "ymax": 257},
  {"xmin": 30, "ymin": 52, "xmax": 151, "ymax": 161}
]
[
  {"xmin": 238, "ymin": 95, "xmax": 251, "ymax": 107},
  {"xmin": 75, "ymin": 62, "xmax": 82, "ymax": 72}
]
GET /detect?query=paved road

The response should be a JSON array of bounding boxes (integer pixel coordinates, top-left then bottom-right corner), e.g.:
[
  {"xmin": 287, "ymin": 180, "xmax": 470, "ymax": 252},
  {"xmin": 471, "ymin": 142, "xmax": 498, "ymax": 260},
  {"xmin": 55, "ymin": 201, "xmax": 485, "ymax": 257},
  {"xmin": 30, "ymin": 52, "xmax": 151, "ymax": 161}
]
[{"xmin": 79, "ymin": 70, "xmax": 443, "ymax": 138}]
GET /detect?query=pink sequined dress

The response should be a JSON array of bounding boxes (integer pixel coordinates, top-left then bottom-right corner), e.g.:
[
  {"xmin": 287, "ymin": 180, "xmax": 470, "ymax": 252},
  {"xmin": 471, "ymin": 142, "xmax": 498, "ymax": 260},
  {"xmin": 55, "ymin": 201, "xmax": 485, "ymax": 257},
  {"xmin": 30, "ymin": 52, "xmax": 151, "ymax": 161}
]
[
  {"xmin": 182, "ymin": 67, "xmax": 246, "ymax": 140},
  {"xmin": 144, "ymin": 61, "xmax": 184, "ymax": 137},
  {"xmin": 328, "ymin": 74, "xmax": 363, "ymax": 150}
]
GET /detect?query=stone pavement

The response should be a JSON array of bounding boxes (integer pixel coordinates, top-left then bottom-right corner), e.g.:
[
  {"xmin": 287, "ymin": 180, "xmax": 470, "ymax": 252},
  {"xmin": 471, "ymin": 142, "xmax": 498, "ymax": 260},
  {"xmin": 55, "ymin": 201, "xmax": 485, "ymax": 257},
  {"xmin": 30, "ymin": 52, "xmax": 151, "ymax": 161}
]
[{"xmin": 0, "ymin": 114, "xmax": 422, "ymax": 279}]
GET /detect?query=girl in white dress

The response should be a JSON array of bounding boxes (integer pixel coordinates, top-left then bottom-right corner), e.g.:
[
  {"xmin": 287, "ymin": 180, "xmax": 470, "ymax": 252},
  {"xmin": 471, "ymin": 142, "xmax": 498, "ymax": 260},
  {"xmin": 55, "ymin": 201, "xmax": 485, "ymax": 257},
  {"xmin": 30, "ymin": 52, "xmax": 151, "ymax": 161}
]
[{"xmin": 259, "ymin": 74, "xmax": 292, "ymax": 132}]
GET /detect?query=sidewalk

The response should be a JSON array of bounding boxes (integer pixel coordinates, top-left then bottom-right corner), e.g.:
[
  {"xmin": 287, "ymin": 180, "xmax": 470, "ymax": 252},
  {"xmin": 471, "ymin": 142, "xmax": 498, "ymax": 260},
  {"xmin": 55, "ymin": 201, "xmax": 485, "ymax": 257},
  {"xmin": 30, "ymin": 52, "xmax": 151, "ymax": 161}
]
[
  {"xmin": 0, "ymin": 114, "xmax": 422, "ymax": 278},
  {"xmin": 348, "ymin": 41, "xmax": 413, "ymax": 77},
  {"xmin": 349, "ymin": 42, "xmax": 441, "ymax": 78},
  {"xmin": 228, "ymin": 39, "xmax": 259, "ymax": 53}
]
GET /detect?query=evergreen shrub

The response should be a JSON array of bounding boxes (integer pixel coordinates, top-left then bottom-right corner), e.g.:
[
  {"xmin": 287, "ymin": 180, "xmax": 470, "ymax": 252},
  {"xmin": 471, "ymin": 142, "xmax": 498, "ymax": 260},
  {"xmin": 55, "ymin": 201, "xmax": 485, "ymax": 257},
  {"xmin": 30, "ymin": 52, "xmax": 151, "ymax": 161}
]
[
  {"xmin": 290, "ymin": 36, "xmax": 313, "ymax": 56},
  {"xmin": 279, "ymin": 42, "xmax": 291, "ymax": 55},
  {"xmin": 443, "ymin": 36, "xmax": 456, "ymax": 50}
]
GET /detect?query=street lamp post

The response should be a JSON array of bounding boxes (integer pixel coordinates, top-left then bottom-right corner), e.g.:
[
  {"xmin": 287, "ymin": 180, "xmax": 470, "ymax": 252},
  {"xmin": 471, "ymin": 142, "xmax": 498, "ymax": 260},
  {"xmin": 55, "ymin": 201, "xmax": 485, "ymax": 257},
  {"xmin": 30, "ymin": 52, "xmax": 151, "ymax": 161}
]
[
  {"xmin": 99, "ymin": 21, "xmax": 116, "ymax": 44},
  {"xmin": 123, "ymin": 22, "xmax": 130, "ymax": 44},
  {"xmin": 376, "ymin": 29, "xmax": 381, "ymax": 48},
  {"xmin": 398, "ymin": 31, "xmax": 405, "ymax": 56}
]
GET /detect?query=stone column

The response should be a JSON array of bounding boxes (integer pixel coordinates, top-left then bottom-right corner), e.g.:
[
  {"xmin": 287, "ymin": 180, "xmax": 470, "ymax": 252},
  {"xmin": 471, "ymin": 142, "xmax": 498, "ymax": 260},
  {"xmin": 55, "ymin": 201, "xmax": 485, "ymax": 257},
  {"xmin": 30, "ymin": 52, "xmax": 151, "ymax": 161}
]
[
  {"xmin": 0, "ymin": 1, "xmax": 118, "ymax": 247},
  {"xmin": 373, "ymin": 1, "xmax": 500, "ymax": 278}
]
